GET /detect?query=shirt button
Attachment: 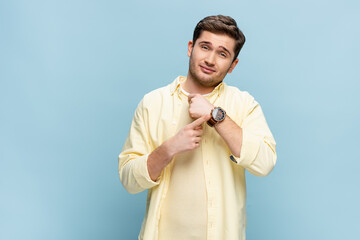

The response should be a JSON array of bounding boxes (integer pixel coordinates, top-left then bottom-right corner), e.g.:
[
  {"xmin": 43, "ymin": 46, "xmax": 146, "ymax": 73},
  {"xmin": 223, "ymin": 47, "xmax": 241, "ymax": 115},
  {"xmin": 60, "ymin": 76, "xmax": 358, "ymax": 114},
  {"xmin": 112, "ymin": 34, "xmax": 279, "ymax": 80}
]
[{"xmin": 230, "ymin": 155, "xmax": 237, "ymax": 163}]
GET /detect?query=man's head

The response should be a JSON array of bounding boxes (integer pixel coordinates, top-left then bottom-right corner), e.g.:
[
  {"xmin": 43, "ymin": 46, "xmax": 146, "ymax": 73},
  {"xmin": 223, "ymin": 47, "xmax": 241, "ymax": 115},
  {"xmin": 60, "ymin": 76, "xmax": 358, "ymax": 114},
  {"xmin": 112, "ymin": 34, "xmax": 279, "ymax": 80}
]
[
  {"xmin": 186, "ymin": 15, "xmax": 245, "ymax": 92},
  {"xmin": 192, "ymin": 15, "xmax": 246, "ymax": 62}
]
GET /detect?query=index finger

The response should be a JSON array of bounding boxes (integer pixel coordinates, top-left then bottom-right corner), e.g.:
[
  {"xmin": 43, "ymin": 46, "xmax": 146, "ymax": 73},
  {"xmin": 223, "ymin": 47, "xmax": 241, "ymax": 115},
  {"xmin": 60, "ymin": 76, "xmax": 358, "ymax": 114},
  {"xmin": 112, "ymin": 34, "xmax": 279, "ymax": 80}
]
[{"xmin": 188, "ymin": 114, "xmax": 211, "ymax": 128}]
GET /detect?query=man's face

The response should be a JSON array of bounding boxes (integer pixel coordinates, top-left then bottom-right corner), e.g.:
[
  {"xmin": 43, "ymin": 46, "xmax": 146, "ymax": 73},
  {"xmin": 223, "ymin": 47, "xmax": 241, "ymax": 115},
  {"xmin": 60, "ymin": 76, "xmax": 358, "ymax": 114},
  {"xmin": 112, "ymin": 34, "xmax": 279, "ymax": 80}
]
[{"xmin": 187, "ymin": 31, "xmax": 239, "ymax": 88}]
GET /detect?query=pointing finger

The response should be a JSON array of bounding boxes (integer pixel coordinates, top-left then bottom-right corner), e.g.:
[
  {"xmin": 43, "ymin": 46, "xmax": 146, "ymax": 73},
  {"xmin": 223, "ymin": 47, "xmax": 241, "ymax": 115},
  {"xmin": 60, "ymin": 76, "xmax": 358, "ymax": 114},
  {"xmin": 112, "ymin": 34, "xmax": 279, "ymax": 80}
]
[
  {"xmin": 189, "ymin": 114, "xmax": 211, "ymax": 128},
  {"xmin": 194, "ymin": 125, "xmax": 203, "ymax": 130}
]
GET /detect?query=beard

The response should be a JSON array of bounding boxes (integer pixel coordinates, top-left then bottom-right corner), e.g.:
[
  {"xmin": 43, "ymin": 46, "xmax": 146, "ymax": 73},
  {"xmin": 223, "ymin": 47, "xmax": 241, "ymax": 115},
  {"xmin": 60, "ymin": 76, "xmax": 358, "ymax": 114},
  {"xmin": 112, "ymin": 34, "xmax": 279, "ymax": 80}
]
[{"xmin": 188, "ymin": 54, "xmax": 229, "ymax": 88}]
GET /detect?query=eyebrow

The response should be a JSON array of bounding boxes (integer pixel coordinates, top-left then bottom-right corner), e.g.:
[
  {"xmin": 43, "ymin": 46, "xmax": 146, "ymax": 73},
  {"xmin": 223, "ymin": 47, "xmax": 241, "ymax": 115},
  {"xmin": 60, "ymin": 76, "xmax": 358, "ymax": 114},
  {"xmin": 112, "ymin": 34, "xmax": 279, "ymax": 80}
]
[{"xmin": 198, "ymin": 41, "xmax": 232, "ymax": 56}]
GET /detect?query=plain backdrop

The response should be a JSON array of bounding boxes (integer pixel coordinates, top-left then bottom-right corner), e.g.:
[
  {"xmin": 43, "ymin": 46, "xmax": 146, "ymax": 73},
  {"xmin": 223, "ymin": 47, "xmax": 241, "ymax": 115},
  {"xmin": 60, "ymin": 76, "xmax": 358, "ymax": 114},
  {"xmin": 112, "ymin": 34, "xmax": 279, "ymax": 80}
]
[{"xmin": 1, "ymin": 0, "xmax": 359, "ymax": 239}]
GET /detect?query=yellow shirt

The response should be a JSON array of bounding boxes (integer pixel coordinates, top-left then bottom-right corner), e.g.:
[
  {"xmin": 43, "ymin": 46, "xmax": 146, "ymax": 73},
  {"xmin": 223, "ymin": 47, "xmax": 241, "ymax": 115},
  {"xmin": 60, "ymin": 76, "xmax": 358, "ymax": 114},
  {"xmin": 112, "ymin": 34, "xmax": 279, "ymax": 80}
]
[
  {"xmin": 119, "ymin": 76, "xmax": 277, "ymax": 240},
  {"xmin": 158, "ymin": 87, "xmax": 208, "ymax": 240}
]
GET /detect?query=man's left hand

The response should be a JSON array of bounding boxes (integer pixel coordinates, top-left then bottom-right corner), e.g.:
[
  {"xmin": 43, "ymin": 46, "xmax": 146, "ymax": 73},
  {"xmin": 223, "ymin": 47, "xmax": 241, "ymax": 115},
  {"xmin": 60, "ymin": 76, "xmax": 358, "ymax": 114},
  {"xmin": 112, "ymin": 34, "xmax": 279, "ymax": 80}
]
[{"xmin": 188, "ymin": 94, "xmax": 214, "ymax": 119}]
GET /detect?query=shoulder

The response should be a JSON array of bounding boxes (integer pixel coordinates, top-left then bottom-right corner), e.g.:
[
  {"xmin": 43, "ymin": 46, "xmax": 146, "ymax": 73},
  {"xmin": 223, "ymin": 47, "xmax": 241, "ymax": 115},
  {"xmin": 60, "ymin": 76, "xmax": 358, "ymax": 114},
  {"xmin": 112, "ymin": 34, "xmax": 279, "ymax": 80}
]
[
  {"xmin": 132, "ymin": 84, "xmax": 170, "ymax": 121},
  {"xmin": 141, "ymin": 84, "xmax": 171, "ymax": 108},
  {"xmin": 223, "ymin": 84, "xmax": 256, "ymax": 104},
  {"xmin": 222, "ymin": 84, "xmax": 260, "ymax": 123}
]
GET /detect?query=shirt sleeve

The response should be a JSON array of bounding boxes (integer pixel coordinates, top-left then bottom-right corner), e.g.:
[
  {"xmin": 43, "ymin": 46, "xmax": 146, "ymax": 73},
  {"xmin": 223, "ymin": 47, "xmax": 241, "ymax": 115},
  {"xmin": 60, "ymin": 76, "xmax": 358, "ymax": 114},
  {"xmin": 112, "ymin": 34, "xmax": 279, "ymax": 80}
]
[
  {"xmin": 231, "ymin": 95, "xmax": 277, "ymax": 177},
  {"xmin": 118, "ymin": 99, "xmax": 160, "ymax": 194}
]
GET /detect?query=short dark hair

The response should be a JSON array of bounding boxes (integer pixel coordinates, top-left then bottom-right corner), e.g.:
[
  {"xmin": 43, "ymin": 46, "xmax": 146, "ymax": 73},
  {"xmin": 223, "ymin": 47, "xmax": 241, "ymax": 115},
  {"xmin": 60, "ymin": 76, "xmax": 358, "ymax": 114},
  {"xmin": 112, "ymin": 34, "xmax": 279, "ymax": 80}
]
[{"xmin": 193, "ymin": 15, "xmax": 246, "ymax": 61}]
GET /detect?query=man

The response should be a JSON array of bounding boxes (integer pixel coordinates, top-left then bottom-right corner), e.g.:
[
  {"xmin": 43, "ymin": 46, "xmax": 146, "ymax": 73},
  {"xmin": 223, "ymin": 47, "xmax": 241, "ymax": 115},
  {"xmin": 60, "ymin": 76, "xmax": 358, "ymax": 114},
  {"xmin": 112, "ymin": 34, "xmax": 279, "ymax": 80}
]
[{"xmin": 119, "ymin": 15, "xmax": 277, "ymax": 240}]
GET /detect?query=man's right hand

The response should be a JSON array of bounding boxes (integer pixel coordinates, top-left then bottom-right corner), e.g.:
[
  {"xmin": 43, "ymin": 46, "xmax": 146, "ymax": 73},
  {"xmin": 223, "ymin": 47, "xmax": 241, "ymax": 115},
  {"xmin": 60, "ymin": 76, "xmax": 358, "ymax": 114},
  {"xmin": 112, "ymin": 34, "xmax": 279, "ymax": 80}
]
[
  {"xmin": 166, "ymin": 114, "xmax": 211, "ymax": 157},
  {"xmin": 147, "ymin": 114, "xmax": 210, "ymax": 181}
]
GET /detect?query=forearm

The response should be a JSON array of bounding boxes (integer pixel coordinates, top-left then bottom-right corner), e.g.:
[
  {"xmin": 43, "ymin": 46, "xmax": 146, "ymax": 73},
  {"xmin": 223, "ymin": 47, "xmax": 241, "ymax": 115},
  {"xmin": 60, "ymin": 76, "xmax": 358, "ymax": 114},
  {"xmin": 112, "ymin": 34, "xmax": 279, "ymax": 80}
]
[
  {"xmin": 119, "ymin": 140, "xmax": 174, "ymax": 193},
  {"xmin": 147, "ymin": 140, "xmax": 174, "ymax": 181},
  {"xmin": 214, "ymin": 115, "xmax": 243, "ymax": 158}
]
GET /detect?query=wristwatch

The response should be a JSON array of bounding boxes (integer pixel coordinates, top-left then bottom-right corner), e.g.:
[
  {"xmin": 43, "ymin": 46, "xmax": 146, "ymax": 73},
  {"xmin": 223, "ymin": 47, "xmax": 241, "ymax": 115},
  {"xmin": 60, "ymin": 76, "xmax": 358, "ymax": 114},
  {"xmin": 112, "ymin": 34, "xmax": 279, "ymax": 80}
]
[{"xmin": 207, "ymin": 107, "xmax": 226, "ymax": 127}]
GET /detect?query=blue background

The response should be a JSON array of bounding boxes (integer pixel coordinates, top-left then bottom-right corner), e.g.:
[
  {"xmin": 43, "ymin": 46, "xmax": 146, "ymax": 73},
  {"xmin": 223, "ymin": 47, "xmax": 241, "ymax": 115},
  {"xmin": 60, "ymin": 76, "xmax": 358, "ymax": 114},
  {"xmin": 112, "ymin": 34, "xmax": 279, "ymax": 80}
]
[{"xmin": 1, "ymin": 0, "xmax": 359, "ymax": 239}]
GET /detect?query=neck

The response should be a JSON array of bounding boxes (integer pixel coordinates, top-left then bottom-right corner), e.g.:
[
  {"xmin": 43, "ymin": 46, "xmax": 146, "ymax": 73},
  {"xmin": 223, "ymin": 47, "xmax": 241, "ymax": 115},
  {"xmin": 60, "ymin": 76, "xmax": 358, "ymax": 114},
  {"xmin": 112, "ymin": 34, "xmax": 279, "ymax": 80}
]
[{"xmin": 182, "ymin": 74, "xmax": 215, "ymax": 95}]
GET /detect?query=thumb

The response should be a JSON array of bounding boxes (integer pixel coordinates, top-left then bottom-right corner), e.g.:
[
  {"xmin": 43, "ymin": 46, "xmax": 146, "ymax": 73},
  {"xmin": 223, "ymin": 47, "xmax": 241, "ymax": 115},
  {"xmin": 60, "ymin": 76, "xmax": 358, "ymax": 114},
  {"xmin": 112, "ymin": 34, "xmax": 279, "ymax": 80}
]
[
  {"xmin": 188, "ymin": 94, "xmax": 196, "ymax": 103},
  {"xmin": 189, "ymin": 114, "xmax": 211, "ymax": 128}
]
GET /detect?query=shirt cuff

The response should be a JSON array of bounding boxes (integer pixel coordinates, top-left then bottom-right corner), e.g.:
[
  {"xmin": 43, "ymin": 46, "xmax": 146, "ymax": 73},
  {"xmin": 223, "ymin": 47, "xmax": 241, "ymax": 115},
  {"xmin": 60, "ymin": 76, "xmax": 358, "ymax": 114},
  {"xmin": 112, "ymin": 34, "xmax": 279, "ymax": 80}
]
[
  {"xmin": 133, "ymin": 154, "xmax": 160, "ymax": 189},
  {"xmin": 230, "ymin": 129, "xmax": 261, "ymax": 167}
]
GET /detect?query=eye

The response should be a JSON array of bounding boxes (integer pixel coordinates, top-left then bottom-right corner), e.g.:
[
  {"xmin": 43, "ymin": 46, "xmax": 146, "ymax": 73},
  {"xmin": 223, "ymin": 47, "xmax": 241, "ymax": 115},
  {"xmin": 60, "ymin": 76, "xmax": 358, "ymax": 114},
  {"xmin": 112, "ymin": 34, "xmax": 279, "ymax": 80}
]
[
  {"xmin": 219, "ymin": 52, "xmax": 227, "ymax": 58},
  {"xmin": 201, "ymin": 45, "xmax": 209, "ymax": 50}
]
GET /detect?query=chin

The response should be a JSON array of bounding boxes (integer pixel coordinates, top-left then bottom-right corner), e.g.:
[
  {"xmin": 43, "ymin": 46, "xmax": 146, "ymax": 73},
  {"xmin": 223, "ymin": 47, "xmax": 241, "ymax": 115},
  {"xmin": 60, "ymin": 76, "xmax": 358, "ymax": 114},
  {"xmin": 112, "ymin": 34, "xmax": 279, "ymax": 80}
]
[
  {"xmin": 198, "ymin": 79, "xmax": 221, "ymax": 88},
  {"xmin": 200, "ymin": 75, "xmax": 222, "ymax": 86},
  {"xmin": 189, "ymin": 68, "xmax": 222, "ymax": 88}
]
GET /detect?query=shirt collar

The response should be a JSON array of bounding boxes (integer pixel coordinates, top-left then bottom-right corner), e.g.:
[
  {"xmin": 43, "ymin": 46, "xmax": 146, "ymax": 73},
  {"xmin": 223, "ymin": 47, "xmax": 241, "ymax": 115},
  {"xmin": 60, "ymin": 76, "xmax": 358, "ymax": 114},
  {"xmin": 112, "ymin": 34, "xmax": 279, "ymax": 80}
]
[
  {"xmin": 170, "ymin": 76, "xmax": 225, "ymax": 100},
  {"xmin": 170, "ymin": 76, "xmax": 185, "ymax": 96}
]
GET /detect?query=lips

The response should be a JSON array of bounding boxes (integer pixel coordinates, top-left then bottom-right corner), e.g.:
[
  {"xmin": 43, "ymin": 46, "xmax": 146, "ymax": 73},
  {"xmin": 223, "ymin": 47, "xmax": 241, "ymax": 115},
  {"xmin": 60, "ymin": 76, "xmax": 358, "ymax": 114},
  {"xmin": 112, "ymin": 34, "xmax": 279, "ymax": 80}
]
[{"xmin": 200, "ymin": 65, "xmax": 215, "ymax": 74}]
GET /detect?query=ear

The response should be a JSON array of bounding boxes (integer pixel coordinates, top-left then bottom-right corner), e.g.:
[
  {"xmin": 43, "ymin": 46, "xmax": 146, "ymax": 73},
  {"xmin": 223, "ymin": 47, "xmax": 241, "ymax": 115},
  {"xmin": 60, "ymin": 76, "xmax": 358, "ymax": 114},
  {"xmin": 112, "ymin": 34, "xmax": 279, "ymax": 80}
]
[
  {"xmin": 228, "ymin": 58, "xmax": 239, "ymax": 73},
  {"xmin": 187, "ymin": 40, "xmax": 194, "ymax": 57}
]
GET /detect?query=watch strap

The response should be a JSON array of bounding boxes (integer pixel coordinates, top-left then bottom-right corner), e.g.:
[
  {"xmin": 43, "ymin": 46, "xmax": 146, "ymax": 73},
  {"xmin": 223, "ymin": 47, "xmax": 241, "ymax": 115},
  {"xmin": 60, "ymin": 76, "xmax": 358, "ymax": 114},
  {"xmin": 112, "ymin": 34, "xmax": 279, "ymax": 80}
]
[{"xmin": 207, "ymin": 116, "xmax": 217, "ymax": 127}]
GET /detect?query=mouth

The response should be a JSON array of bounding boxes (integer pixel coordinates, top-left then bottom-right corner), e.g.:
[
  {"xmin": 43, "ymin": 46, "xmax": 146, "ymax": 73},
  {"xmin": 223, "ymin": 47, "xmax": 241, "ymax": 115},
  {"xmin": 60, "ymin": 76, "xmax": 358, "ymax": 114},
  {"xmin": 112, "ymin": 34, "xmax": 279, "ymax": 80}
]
[{"xmin": 200, "ymin": 65, "xmax": 215, "ymax": 74}]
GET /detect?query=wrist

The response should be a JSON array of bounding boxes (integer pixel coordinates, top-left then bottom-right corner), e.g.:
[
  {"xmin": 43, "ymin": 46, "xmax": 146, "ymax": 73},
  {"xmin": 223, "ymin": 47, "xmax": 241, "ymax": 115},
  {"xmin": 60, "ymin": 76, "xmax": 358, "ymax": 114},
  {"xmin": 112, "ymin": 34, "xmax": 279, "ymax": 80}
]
[
  {"xmin": 162, "ymin": 138, "xmax": 177, "ymax": 161},
  {"xmin": 207, "ymin": 107, "xmax": 226, "ymax": 127},
  {"xmin": 214, "ymin": 115, "xmax": 228, "ymax": 129}
]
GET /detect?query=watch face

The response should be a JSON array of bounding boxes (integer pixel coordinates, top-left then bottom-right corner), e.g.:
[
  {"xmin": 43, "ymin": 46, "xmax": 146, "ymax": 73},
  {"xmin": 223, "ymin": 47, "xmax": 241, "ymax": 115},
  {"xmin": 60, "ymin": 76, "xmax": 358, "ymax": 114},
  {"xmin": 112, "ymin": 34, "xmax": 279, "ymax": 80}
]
[{"xmin": 212, "ymin": 108, "xmax": 225, "ymax": 121}]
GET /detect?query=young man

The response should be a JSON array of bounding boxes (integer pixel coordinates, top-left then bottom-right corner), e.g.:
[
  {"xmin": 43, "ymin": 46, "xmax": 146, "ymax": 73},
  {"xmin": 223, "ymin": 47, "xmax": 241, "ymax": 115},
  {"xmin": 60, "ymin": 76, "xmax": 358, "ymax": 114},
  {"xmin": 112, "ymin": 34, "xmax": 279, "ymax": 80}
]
[{"xmin": 119, "ymin": 15, "xmax": 277, "ymax": 240}]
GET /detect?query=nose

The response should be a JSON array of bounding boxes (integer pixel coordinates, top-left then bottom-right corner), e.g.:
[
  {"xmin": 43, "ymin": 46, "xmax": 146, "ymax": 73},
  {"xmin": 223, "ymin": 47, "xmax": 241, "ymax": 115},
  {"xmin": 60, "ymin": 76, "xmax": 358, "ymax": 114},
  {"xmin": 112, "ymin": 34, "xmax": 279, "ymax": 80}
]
[{"xmin": 205, "ymin": 52, "xmax": 215, "ymax": 66}]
